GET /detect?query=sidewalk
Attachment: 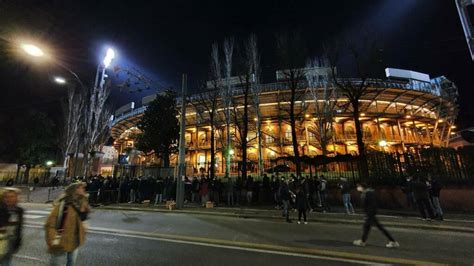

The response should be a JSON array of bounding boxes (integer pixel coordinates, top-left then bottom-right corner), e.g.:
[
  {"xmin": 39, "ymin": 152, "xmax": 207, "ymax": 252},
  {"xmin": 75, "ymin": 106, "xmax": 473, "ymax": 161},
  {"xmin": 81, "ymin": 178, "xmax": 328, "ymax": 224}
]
[{"xmin": 98, "ymin": 203, "xmax": 474, "ymax": 234}]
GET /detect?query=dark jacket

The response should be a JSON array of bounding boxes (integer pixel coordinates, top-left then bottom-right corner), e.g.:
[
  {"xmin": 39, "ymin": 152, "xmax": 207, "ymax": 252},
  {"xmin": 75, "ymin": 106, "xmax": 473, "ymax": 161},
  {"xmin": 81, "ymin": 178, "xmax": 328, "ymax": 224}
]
[
  {"xmin": 279, "ymin": 183, "xmax": 290, "ymax": 201},
  {"xmin": 411, "ymin": 180, "xmax": 430, "ymax": 200},
  {"xmin": 0, "ymin": 205, "xmax": 24, "ymax": 255},
  {"xmin": 295, "ymin": 190, "xmax": 308, "ymax": 210},
  {"xmin": 361, "ymin": 189, "xmax": 377, "ymax": 217},
  {"xmin": 340, "ymin": 181, "xmax": 351, "ymax": 194},
  {"xmin": 429, "ymin": 179, "xmax": 442, "ymax": 198}
]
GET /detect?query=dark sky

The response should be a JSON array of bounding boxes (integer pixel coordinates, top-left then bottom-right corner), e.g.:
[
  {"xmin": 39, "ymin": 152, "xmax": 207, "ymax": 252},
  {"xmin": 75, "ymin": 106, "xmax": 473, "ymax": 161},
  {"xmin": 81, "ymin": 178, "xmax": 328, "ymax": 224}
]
[{"xmin": 0, "ymin": 0, "xmax": 473, "ymax": 128}]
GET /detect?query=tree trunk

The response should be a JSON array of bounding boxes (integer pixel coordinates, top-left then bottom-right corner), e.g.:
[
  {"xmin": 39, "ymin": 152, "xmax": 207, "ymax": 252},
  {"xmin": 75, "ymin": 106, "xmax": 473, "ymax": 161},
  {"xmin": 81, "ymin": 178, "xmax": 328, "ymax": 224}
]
[
  {"xmin": 241, "ymin": 83, "xmax": 249, "ymax": 180},
  {"xmin": 289, "ymin": 81, "xmax": 301, "ymax": 177},
  {"xmin": 15, "ymin": 164, "xmax": 21, "ymax": 184},
  {"xmin": 352, "ymin": 101, "xmax": 369, "ymax": 178},
  {"xmin": 210, "ymin": 112, "xmax": 216, "ymax": 180}
]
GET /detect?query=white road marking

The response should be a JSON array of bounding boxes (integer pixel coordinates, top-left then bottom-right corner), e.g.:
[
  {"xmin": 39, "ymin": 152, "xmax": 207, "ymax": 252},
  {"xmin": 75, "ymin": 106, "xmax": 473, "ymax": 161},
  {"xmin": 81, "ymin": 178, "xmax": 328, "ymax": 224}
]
[
  {"xmin": 25, "ymin": 210, "xmax": 51, "ymax": 215},
  {"xmin": 23, "ymin": 214, "xmax": 44, "ymax": 219},
  {"xmin": 14, "ymin": 254, "xmax": 47, "ymax": 263}
]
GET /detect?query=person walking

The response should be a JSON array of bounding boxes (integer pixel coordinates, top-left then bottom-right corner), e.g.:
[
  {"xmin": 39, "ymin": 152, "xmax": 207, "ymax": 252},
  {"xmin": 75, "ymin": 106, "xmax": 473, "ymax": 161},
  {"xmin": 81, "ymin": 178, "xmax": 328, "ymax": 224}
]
[
  {"xmin": 199, "ymin": 178, "xmax": 209, "ymax": 207},
  {"xmin": 353, "ymin": 183, "xmax": 399, "ymax": 248},
  {"xmin": 45, "ymin": 182, "xmax": 90, "ymax": 266},
  {"xmin": 0, "ymin": 188, "xmax": 24, "ymax": 265},
  {"xmin": 295, "ymin": 186, "xmax": 309, "ymax": 224},
  {"xmin": 411, "ymin": 175, "xmax": 435, "ymax": 221},
  {"xmin": 279, "ymin": 179, "xmax": 292, "ymax": 223},
  {"xmin": 428, "ymin": 174, "xmax": 443, "ymax": 220},
  {"xmin": 339, "ymin": 177, "xmax": 355, "ymax": 214},
  {"xmin": 191, "ymin": 176, "xmax": 200, "ymax": 204}
]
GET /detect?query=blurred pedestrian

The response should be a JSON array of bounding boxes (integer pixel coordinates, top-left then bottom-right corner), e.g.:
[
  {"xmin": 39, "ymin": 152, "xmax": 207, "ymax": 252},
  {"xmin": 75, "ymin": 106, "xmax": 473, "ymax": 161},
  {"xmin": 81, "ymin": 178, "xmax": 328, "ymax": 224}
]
[
  {"xmin": 339, "ymin": 177, "xmax": 355, "ymax": 214},
  {"xmin": 295, "ymin": 186, "xmax": 308, "ymax": 224},
  {"xmin": 401, "ymin": 175, "xmax": 416, "ymax": 209},
  {"xmin": 428, "ymin": 174, "xmax": 443, "ymax": 220},
  {"xmin": 0, "ymin": 188, "xmax": 24, "ymax": 265},
  {"xmin": 411, "ymin": 175, "xmax": 435, "ymax": 221},
  {"xmin": 318, "ymin": 175, "xmax": 329, "ymax": 212},
  {"xmin": 45, "ymin": 182, "xmax": 90, "ymax": 266},
  {"xmin": 279, "ymin": 178, "xmax": 292, "ymax": 223},
  {"xmin": 353, "ymin": 183, "xmax": 399, "ymax": 248}
]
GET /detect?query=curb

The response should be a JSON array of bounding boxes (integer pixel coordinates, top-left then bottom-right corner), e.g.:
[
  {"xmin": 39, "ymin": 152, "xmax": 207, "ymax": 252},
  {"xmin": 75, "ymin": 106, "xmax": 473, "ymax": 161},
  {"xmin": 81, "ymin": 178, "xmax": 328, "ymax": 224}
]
[{"xmin": 96, "ymin": 205, "xmax": 474, "ymax": 234}]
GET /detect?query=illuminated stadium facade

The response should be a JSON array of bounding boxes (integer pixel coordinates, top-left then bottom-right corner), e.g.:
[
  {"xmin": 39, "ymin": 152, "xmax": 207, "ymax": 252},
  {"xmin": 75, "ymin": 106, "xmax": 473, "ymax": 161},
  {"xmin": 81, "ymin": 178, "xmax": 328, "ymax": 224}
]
[{"xmin": 109, "ymin": 68, "xmax": 458, "ymax": 176}]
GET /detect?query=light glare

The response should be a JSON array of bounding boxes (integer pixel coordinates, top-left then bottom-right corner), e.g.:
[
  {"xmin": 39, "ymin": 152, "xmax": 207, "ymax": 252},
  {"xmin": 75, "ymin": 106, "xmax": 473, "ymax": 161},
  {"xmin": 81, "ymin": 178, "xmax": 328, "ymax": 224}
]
[
  {"xmin": 21, "ymin": 43, "xmax": 44, "ymax": 57},
  {"xmin": 54, "ymin": 76, "xmax": 66, "ymax": 84},
  {"xmin": 103, "ymin": 48, "xmax": 115, "ymax": 68}
]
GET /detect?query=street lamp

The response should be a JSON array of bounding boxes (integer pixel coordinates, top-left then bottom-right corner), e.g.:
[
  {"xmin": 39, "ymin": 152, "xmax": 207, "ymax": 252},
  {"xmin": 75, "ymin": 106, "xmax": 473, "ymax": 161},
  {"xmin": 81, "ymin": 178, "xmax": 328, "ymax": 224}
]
[
  {"xmin": 379, "ymin": 140, "xmax": 388, "ymax": 147},
  {"xmin": 20, "ymin": 43, "xmax": 44, "ymax": 57},
  {"xmin": 54, "ymin": 76, "xmax": 66, "ymax": 84},
  {"xmin": 103, "ymin": 48, "xmax": 115, "ymax": 68},
  {"xmin": 46, "ymin": 160, "xmax": 54, "ymax": 167}
]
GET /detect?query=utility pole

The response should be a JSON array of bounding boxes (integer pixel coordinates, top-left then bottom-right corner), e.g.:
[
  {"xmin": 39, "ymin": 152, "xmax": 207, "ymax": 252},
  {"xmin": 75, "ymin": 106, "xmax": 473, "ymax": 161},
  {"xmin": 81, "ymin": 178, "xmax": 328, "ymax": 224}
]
[{"xmin": 176, "ymin": 74, "xmax": 187, "ymax": 209}]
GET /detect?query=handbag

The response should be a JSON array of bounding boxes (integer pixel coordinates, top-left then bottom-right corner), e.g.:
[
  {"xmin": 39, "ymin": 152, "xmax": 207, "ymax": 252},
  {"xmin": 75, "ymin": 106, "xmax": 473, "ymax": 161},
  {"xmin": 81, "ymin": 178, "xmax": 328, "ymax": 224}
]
[{"xmin": 52, "ymin": 201, "xmax": 66, "ymax": 246}]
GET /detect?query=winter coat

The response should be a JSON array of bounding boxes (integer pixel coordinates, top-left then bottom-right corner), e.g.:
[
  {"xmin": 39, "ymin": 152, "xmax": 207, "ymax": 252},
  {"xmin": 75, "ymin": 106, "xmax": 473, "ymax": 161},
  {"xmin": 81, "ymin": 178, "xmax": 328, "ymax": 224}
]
[
  {"xmin": 340, "ymin": 182, "xmax": 351, "ymax": 195},
  {"xmin": 361, "ymin": 189, "xmax": 377, "ymax": 217},
  {"xmin": 0, "ymin": 205, "xmax": 23, "ymax": 257},
  {"xmin": 279, "ymin": 183, "xmax": 290, "ymax": 201},
  {"xmin": 411, "ymin": 180, "xmax": 430, "ymax": 200},
  {"xmin": 429, "ymin": 179, "xmax": 442, "ymax": 198},
  {"xmin": 295, "ymin": 190, "xmax": 308, "ymax": 210},
  {"xmin": 45, "ymin": 198, "xmax": 88, "ymax": 253}
]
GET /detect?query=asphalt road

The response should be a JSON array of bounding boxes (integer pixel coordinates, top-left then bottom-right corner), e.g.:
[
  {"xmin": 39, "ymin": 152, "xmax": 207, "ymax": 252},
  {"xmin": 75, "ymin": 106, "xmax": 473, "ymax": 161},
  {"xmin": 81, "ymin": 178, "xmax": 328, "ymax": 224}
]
[{"xmin": 13, "ymin": 203, "xmax": 474, "ymax": 265}]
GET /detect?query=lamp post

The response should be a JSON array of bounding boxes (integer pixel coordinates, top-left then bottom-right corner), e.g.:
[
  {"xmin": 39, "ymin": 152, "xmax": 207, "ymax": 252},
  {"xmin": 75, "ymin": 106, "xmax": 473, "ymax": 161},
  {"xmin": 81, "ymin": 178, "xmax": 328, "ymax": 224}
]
[{"xmin": 176, "ymin": 74, "xmax": 187, "ymax": 209}]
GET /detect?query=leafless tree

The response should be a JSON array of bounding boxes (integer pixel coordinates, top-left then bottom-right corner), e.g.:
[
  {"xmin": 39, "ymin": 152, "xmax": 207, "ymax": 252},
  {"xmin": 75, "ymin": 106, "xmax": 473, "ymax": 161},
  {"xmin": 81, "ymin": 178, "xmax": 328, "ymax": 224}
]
[
  {"xmin": 82, "ymin": 76, "xmax": 112, "ymax": 176},
  {"xmin": 305, "ymin": 57, "xmax": 338, "ymax": 157},
  {"xmin": 276, "ymin": 31, "xmax": 308, "ymax": 177},
  {"xmin": 61, "ymin": 85, "xmax": 85, "ymax": 176},
  {"xmin": 324, "ymin": 36, "xmax": 381, "ymax": 178},
  {"xmin": 222, "ymin": 37, "xmax": 234, "ymax": 178}
]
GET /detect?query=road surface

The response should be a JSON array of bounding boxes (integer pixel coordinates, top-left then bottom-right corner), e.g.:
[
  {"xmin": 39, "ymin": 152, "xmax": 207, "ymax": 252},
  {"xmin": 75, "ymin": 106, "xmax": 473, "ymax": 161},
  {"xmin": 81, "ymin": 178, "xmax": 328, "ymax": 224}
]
[{"xmin": 13, "ymin": 203, "xmax": 474, "ymax": 265}]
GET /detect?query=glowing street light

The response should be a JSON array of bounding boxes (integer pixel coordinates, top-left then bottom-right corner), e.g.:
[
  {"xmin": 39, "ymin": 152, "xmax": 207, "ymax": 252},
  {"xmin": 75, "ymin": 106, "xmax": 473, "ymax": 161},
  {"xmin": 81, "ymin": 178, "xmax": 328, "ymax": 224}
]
[
  {"xmin": 103, "ymin": 48, "xmax": 115, "ymax": 68},
  {"xmin": 45, "ymin": 160, "xmax": 54, "ymax": 167},
  {"xmin": 378, "ymin": 140, "xmax": 388, "ymax": 147},
  {"xmin": 54, "ymin": 76, "xmax": 66, "ymax": 84},
  {"xmin": 20, "ymin": 43, "xmax": 45, "ymax": 57},
  {"xmin": 229, "ymin": 149, "xmax": 235, "ymax": 156}
]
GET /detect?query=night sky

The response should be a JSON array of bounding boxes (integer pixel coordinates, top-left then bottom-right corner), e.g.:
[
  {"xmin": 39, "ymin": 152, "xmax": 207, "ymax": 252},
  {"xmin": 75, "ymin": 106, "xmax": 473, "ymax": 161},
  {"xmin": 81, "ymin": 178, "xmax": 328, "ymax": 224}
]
[{"xmin": 0, "ymin": 0, "xmax": 473, "ymax": 129}]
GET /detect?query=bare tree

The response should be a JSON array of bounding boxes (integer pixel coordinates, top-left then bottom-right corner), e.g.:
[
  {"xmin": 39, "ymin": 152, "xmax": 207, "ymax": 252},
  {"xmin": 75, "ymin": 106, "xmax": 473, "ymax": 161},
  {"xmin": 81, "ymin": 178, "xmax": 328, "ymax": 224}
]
[
  {"xmin": 193, "ymin": 47, "xmax": 222, "ymax": 180},
  {"xmin": 82, "ymin": 76, "xmax": 112, "ymax": 176},
  {"xmin": 325, "ymin": 36, "xmax": 381, "ymax": 178},
  {"xmin": 62, "ymin": 85, "xmax": 85, "ymax": 176},
  {"xmin": 248, "ymin": 34, "xmax": 264, "ymax": 177},
  {"xmin": 305, "ymin": 58, "xmax": 338, "ymax": 157},
  {"xmin": 276, "ymin": 31, "xmax": 308, "ymax": 177},
  {"xmin": 222, "ymin": 37, "xmax": 234, "ymax": 178}
]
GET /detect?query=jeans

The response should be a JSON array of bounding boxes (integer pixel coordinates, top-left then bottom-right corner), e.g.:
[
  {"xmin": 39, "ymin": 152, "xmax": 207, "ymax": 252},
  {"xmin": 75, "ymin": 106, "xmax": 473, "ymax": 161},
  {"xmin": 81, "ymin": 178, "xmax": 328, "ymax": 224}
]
[
  {"xmin": 417, "ymin": 198, "xmax": 435, "ymax": 219},
  {"xmin": 154, "ymin": 193, "xmax": 163, "ymax": 205},
  {"xmin": 130, "ymin": 189, "xmax": 136, "ymax": 203},
  {"xmin": 282, "ymin": 200, "xmax": 290, "ymax": 221},
  {"xmin": 50, "ymin": 249, "xmax": 79, "ymax": 266},
  {"xmin": 431, "ymin": 196, "xmax": 443, "ymax": 217},
  {"xmin": 227, "ymin": 192, "xmax": 234, "ymax": 206},
  {"xmin": 342, "ymin": 193, "xmax": 355, "ymax": 214},
  {"xmin": 362, "ymin": 215, "xmax": 395, "ymax": 242},
  {"xmin": 320, "ymin": 192, "xmax": 329, "ymax": 211},
  {"xmin": 246, "ymin": 191, "xmax": 253, "ymax": 204}
]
